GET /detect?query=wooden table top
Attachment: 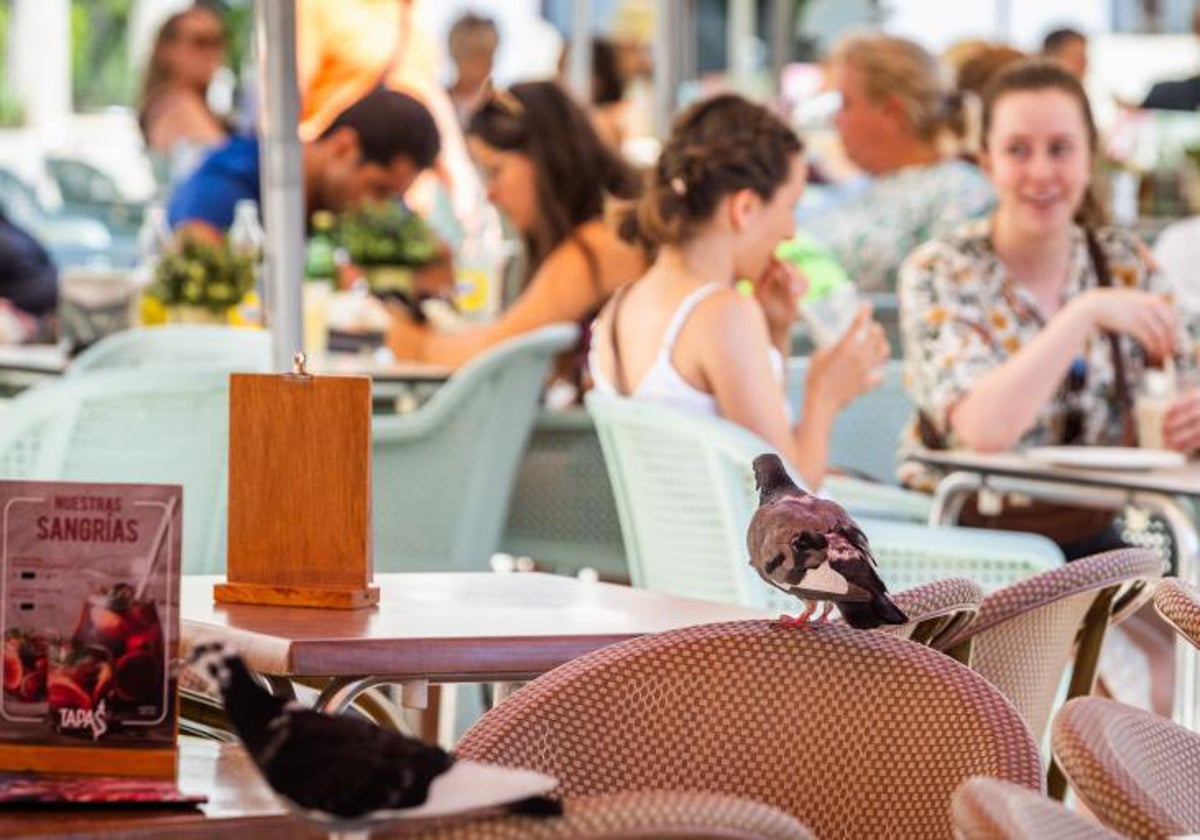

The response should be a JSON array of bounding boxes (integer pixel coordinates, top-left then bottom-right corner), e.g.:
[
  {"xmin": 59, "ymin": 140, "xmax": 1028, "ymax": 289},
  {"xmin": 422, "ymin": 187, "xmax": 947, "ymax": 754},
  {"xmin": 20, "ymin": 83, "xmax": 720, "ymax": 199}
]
[
  {"xmin": 912, "ymin": 449, "xmax": 1200, "ymax": 499},
  {"xmin": 182, "ymin": 572, "xmax": 768, "ymax": 681},
  {"xmin": 0, "ymin": 739, "xmax": 320, "ymax": 839}
]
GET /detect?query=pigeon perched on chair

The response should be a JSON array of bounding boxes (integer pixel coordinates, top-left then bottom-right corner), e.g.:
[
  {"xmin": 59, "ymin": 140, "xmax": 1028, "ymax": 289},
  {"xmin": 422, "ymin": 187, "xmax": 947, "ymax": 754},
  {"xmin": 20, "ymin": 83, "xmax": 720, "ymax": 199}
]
[{"xmin": 747, "ymin": 454, "xmax": 908, "ymax": 630}]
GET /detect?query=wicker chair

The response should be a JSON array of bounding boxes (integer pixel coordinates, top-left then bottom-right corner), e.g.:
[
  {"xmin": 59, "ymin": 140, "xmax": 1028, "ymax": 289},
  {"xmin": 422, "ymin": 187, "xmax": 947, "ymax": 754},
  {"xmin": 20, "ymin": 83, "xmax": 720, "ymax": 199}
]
[
  {"xmin": 1153, "ymin": 577, "xmax": 1200, "ymax": 649},
  {"xmin": 942, "ymin": 548, "xmax": 1163, "ymax": 798},
  {"xmin": 455, "ymin": 621, "xmax": 1043, "ymax": 839},
  {"xmin": 952, "ymin": 776, "xmax": 1121, "ymax": 840},
  {"xmin": 402, "ymin": 791, "xmax": 814, "ymax": 839},
  {"xmin": 834, "ymin": 576, "xmax": 983, "ymax": 662},
  {"xmin": 1053, "ymin": 696, "xmax": 1200, "ymax": 839}
]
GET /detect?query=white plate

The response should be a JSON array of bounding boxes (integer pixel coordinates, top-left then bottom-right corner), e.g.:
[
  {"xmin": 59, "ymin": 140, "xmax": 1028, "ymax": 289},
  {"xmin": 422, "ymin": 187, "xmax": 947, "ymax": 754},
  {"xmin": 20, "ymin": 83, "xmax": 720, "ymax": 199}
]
[{"xmin": 1024, "ymin": 446, "xmax": 1186, "ymax": 471}]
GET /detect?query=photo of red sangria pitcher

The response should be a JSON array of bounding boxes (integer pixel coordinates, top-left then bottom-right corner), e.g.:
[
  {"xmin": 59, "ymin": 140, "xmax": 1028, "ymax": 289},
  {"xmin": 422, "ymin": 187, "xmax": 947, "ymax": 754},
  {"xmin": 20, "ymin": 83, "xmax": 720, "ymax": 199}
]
[{"xmin": 69, "ymin": 581, "xmax": 165, "ymax": 728}]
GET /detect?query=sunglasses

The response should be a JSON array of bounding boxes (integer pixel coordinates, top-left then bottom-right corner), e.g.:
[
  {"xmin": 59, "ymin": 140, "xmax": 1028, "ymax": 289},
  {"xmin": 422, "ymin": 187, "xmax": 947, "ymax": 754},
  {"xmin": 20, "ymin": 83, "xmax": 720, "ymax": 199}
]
[{"xmin": 1061, "ymin": 356, "xmax": 1087, "ymax": 444}]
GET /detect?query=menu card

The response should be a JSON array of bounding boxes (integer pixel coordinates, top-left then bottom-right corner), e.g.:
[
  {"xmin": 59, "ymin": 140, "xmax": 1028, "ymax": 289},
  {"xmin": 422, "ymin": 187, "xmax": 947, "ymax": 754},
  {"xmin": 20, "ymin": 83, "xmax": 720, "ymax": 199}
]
[{"xmin": 0, "ymin": 480, "xmax": 181, "ymax": 778}]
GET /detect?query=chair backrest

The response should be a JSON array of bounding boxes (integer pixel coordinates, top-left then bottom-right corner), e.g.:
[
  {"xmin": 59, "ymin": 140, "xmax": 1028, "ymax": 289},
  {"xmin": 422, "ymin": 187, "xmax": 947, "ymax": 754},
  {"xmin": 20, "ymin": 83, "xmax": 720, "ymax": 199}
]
[
  {"xmin": 786, "ymin": 357, "xmax": 913, "ymax": 484},
  {"xmin": 67, "ymin": 326, "xmax": 272, "ymax": 375},
  {"xmin": 371, "ymin": 323, "xmax": 577, "ymax": 571},
  {"xmin": 499, "ymin": 408, "xmax": 627, "ymax": 579},
  {"xmin": 456, "ymin": 621, "xmax": 1043, "ymax": 839},
  {"xmin": 586, "ymin": 392, "xmax": 1063, "ymax": 612},
  {"xmin": 1052, "ymin": 696, "xmax": 1200, "ymax": 838},
  {"xmin": 952, "ymin": 776, "xmax": 1122, "ymax": 840},
  {"xmin": 0, "ymin": 368, "xmax": 231, "ymax": 574},
  {"xmin": 1154, "ymin": 577, "xmax": 1200, "ymax": 650},
  {"xmin": 410, "ymin": 791, "xmax": 815, "ymax": 840},
  {"xmin": 946, "ymin": 548, "xmax": 1164, "ymax": 747},
  {"xmin": 875, "ymin": 576, "xmax": 983, "ymax": 656}
]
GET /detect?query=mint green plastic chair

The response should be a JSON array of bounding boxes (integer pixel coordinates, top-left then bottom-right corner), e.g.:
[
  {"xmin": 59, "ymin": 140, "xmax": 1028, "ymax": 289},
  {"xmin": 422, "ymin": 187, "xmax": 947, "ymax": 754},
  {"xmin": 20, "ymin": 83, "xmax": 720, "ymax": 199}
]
[
  {"xmin": 500, "ymin": 408, "xmax": 628, "ymax": 578},
  {"xmin": 372, "ymin": 324, "xmax": 578, "ymax": 572},
  {"xmin": 586, "ymin": 392, "xmax": 1063, "ymax": 611},
  {"xmin": 0, "ymin": 368, "xmax": 231, "ymax": 574},
  {"xmin": 787, "ymin": 357, "xmax": 917, "ymax": 488},
  {"xmin": 67, "ymin": 325, "xmax": 271, "ymax": 375}
]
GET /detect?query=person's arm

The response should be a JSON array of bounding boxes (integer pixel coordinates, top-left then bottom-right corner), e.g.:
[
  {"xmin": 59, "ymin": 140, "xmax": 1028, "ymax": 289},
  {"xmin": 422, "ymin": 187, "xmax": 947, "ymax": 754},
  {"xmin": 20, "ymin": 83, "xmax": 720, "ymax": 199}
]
[{"xmin": 387, "ymin": 224, "xmax": 644, "ymax": 366}]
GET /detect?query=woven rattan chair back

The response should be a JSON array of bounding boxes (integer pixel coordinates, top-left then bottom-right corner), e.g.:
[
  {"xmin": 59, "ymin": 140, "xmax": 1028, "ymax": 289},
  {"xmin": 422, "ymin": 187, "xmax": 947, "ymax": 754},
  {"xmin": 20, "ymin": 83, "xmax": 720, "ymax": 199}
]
[
  {"xmin": 834, "ymin": 576, "xmax": 983, "ymax": 662},
  {"xmin": 456, "ymin": 621, "xmax": 1042, "ymax": 839},
  {"xmin": 405, "ymin": 791, "xmax": 815, "ymax": 839},
  {"xmin": 945, "ymin": 549, "xmax": 1163, "ymax": 747},
  {"xmin": 1053, "ymin": 696, "xmax": 1200, "ymax": 839},
  {"xmin": 1153, "ymin": 577, "xmax": 1200, "ymax": 650},
  {"xmin": 952, "ymin": 776, "xmax": 1122, "ymax": 839}
]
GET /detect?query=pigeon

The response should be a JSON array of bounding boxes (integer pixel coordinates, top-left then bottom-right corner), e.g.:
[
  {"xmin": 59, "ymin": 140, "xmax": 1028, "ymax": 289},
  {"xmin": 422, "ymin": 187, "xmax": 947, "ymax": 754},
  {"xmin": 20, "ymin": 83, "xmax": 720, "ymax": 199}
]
[
  {"xmin": 188, "ymin": 641, "xmax": 456, "ymax": 819},
  {"xmin": 747, "ymin": 454, "xmax": 908, "ymax": 630}
]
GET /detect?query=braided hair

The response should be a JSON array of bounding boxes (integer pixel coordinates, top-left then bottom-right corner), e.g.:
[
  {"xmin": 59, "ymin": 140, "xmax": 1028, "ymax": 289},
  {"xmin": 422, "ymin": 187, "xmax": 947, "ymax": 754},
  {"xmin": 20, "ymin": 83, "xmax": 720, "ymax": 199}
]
[{"xmin": 622, "ymin": 94, "xmax": 803, "ymax": 252}]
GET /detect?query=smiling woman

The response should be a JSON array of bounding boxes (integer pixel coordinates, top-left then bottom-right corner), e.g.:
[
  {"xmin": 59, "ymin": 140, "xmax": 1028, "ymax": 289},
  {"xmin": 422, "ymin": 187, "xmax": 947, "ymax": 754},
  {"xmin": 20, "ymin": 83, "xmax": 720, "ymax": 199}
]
[{"xmin": 897, "ymin": 60, "xmax": 1199, "ymax": 558}]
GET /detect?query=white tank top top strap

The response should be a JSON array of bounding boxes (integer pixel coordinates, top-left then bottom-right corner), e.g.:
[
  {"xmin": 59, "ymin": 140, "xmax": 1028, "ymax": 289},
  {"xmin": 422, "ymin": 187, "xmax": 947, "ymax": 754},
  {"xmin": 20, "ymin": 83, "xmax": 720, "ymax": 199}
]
[{"xmin": 590, "ymin": 281, "xmax": 789, "ymax": 422}]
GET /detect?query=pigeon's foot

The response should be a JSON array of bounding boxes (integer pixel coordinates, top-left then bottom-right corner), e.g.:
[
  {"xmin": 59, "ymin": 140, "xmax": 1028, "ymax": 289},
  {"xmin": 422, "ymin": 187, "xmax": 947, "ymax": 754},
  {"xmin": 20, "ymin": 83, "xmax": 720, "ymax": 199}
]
[
  {"xmin": 816, "ymin": 601, "xmax": 835, "ymax": 624},
  {"xmin": 777, "ymin": 613, "xmax": 811, "ymax": 627}
]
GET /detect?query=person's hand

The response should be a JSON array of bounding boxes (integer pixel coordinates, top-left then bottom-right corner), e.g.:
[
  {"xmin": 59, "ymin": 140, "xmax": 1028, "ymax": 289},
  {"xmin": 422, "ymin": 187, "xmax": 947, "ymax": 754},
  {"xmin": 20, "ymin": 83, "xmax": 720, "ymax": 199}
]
[
  {"xmin": 753, "ymin": 258, "xmax": 806, "ymax": 345},
  {"xmin": 1073, "ymin": 288, "xmax": 1177, "ymax": 363},
  {"xmin": 1163, "ymin": 387, "xmax": 1200, "ymax": 453},
  {"xmin": 384, "ymin": 301, "xmax": 430, "ymax": 360},
  {"xmin": 805, "ymin": 303, "xmax": 889, "ymax": 413}
]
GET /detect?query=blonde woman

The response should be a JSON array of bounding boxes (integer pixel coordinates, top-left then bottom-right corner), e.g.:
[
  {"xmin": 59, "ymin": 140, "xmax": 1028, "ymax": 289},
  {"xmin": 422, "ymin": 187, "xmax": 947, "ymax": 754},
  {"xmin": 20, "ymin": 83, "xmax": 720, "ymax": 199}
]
[{"xmin": 803, "ymin": 31, "xmax": 995, "ymax": 292}]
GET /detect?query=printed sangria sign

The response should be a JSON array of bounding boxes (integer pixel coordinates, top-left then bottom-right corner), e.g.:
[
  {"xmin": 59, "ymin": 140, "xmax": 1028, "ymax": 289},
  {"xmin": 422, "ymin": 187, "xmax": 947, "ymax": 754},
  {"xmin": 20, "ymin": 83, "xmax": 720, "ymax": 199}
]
[{"xmin": 0, "ymin": 480, "xmax": 180, "ymax": 775}]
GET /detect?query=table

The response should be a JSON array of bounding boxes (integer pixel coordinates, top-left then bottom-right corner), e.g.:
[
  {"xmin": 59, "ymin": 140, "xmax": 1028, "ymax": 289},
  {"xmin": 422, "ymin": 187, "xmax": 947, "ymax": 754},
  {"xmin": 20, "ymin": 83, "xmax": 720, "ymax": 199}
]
[
  {"xmin": 911, "ymin": 448, "xmax": 1200, "ymax": 727},
  {"xmin": 0, "ymin": 344, "xmax": 69, "ymax": 395},
  {"xmin": 182, "ymin": 572, "xmax": 768, "ymax": 714},
  {"xmin": 0, "ymin": 738, "xmax": 320, "ymax": 839}
]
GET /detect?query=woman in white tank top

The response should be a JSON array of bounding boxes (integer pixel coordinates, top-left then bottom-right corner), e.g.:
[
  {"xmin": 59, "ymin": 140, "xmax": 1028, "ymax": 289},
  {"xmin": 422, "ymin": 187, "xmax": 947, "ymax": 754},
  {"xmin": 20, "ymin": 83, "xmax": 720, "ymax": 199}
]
[{"xmin": 590, "ymin": 94, "xmax": 889, "ymax": 490}]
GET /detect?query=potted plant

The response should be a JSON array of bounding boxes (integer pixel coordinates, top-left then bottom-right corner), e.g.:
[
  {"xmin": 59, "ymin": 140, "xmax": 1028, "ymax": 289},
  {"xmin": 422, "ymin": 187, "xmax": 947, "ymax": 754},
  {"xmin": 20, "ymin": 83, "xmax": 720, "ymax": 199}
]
[
  {"xmin": 333, "ymin": 201, "xmax": 440, "ymax": 296},
  {"xmin": 147, "ymin": 237, "xmax": 256, "ymax": 324}
]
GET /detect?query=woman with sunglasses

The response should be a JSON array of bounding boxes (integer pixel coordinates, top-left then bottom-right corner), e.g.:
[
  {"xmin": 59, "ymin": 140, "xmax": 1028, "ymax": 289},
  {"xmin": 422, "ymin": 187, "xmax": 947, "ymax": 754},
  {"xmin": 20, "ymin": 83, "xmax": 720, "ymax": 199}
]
[
  {"xmin": 590, "ymin": 94, "xmax": 888, "ymax": 491},
  {"xmin": 385, "ymin": 81, "xmax": 644, "ymax": 388},
  {"xmin": 899, "ymin": 60, "xmax": 1198, "ymax": 558},
  {"xmin": 139, "ymin": 5, "xmax": 230, "ymax": 184}
]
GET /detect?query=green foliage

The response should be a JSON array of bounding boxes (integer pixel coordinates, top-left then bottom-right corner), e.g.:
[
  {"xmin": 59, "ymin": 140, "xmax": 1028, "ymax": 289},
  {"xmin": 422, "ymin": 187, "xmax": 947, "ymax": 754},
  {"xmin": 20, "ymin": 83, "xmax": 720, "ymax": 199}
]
[
  {"xmin": 1185, "ymin": 143, "xmax": 1200, "ymax": 169},
  {"xmin": 71, "ymin": 0, "xmax": 135, "ymax": 110},
  {"xmin": 148, "ymin": 237, "xmax": 256, "ymax": 312},
  {"xmin": 334, "ymin": 202, "xmax": 439, "ymax": 267}
]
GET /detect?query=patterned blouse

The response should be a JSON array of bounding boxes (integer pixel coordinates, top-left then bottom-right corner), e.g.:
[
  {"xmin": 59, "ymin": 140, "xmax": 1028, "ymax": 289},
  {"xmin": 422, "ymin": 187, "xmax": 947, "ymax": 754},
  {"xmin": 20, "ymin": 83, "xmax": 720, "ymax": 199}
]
[
  {"xmin": 897, "ymin": 219, "xmax": 1195, "ymax": 491},
  {"xmin": 802, "ymin": 159, "xmax": 995, "ymax": 294}
]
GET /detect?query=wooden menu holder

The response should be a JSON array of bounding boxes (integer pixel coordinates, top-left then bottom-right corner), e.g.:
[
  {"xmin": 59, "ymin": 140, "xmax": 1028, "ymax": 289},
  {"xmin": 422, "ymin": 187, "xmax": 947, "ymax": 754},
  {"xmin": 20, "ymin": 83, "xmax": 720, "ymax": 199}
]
[{"xmin": 215, "ymin": 361, "xmax": 378, "ymax": 609}]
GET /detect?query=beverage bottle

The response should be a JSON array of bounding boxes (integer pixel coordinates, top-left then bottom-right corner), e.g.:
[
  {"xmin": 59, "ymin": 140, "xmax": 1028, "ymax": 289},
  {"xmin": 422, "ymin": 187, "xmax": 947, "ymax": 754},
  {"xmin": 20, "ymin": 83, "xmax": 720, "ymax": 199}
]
[
  {"xmin": 135, "ymin": 203, "xmax": 174, "ymax": 325},
  {"xmin": 228, "ymin": 199, "xmax": 265, "ymax": 326},
  {"xmin": 302, "ymin": 211, "xmax": 336, "ymax": 355},
  {"xmin": 453, "ymin": 203, "xmax": 505, "ymax": 323}
]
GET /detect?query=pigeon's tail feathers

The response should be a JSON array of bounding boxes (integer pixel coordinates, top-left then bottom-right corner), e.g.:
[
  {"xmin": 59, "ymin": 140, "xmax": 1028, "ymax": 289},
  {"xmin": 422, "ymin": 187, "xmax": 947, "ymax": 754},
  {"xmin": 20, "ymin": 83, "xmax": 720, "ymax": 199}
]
[
  {"xmin": 507, "ymin": 795, "xmax": 563, "ymax": 817},
  {"xmin": 752, "ymin": 453, "xmax": 803, "ymax": 503},
  {"xmin": 839, "ymin": 594, "xmax": 909, "ymax": 630}
]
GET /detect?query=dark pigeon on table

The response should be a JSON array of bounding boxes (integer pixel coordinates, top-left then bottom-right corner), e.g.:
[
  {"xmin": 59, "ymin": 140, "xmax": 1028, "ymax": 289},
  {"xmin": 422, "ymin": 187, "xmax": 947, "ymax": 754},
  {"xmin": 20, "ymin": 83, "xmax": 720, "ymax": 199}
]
[
  {"xmin": 747, "ymin": 453, "xmax": 907, "ymax": 630},
  {"xmin": 187, "ymin": 642, "xmax": 561, "ymax": 823}
]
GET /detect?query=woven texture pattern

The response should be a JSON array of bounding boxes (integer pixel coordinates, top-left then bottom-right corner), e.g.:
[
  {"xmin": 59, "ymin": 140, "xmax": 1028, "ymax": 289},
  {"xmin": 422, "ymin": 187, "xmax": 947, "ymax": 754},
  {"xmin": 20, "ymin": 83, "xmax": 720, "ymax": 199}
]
[
  {"xmin": 1053, "ymin": 697, "xmax": 1200, "ymax": 839},
  {"xmin": 1154, "ymin": 577, "xmax": 1200, "ymax": 650},
  {"xmin": 456, "ymin": 621, "xmax": 1042, "ymax": 839},
  {"xmin": 946, "ymin": 548, "xmax": 1163, "ymax": 743},
  {"xmin": 952, "ymin": 776, "xmax": 1120, "ymax": 840},
  {"xmin": 401, "ymin": 791, "xmax": 814, "ymax": 839},
  {"xmin": 832, "ymin": 576, "xmax": 982, "ymax": 651}
]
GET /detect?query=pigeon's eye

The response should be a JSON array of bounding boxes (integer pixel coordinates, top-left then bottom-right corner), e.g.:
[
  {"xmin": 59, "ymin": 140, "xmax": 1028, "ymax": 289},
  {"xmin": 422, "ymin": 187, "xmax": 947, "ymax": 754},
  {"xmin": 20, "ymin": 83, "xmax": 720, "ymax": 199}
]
[{"xmin": 207, "ymin": 663, "xmax": 221, "ymax": 678}]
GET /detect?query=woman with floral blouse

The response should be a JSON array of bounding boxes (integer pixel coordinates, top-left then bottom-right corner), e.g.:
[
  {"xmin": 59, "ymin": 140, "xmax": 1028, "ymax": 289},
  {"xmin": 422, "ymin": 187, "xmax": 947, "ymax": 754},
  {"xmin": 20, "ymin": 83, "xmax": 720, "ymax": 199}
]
[{"xmin": 899, "ymin": 60, "xmax": 1199, "ymax": 559}]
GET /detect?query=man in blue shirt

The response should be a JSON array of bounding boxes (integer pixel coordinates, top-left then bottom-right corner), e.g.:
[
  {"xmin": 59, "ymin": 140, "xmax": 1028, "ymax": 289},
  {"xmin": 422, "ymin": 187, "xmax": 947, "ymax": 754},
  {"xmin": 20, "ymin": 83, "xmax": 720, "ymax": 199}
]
[{"xmin": 169, "ymin": 86, "xmax": 440, "ymax": 239}]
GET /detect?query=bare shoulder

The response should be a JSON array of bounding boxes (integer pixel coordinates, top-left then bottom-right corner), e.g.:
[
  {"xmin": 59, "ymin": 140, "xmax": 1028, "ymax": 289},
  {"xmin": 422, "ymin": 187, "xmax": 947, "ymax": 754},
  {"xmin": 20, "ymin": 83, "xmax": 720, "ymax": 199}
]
[
  {"xmin": 689, "ymin": 286, "xmax": 770, "ymax": 338},
  {"xmin": 571, "ymin": 220, "xmax": 646, "ymax": 293}
]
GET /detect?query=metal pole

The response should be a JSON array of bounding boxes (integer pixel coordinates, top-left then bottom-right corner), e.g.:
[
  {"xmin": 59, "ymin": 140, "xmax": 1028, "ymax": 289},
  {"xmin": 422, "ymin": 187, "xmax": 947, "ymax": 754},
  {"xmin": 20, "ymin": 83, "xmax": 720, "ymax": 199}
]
[
  {"xmin": 767, "ymin": 0, "xmax": 792, "ymax": 100},
  {"xmin": 727, "ymin": 0, "xmax": 755, "ymax": 95},
  {"xmin": 568, "ymin": 0, "xmax": 593, "ymax": 103},
  {"xmin": 254, "ymin": 0, "xmax": 305, "ymax": 373},
  {"xmin": 653, "ymin": 0, "xmax": 681, "ymax": 138}
]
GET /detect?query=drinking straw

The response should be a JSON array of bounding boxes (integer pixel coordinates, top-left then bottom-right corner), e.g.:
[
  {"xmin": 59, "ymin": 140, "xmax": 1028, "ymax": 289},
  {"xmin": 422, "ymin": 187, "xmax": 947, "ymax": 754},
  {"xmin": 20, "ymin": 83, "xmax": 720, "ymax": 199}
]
[{"xmin": 135, "ymin": 495, "xmax": 178, "ymax": 601}]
